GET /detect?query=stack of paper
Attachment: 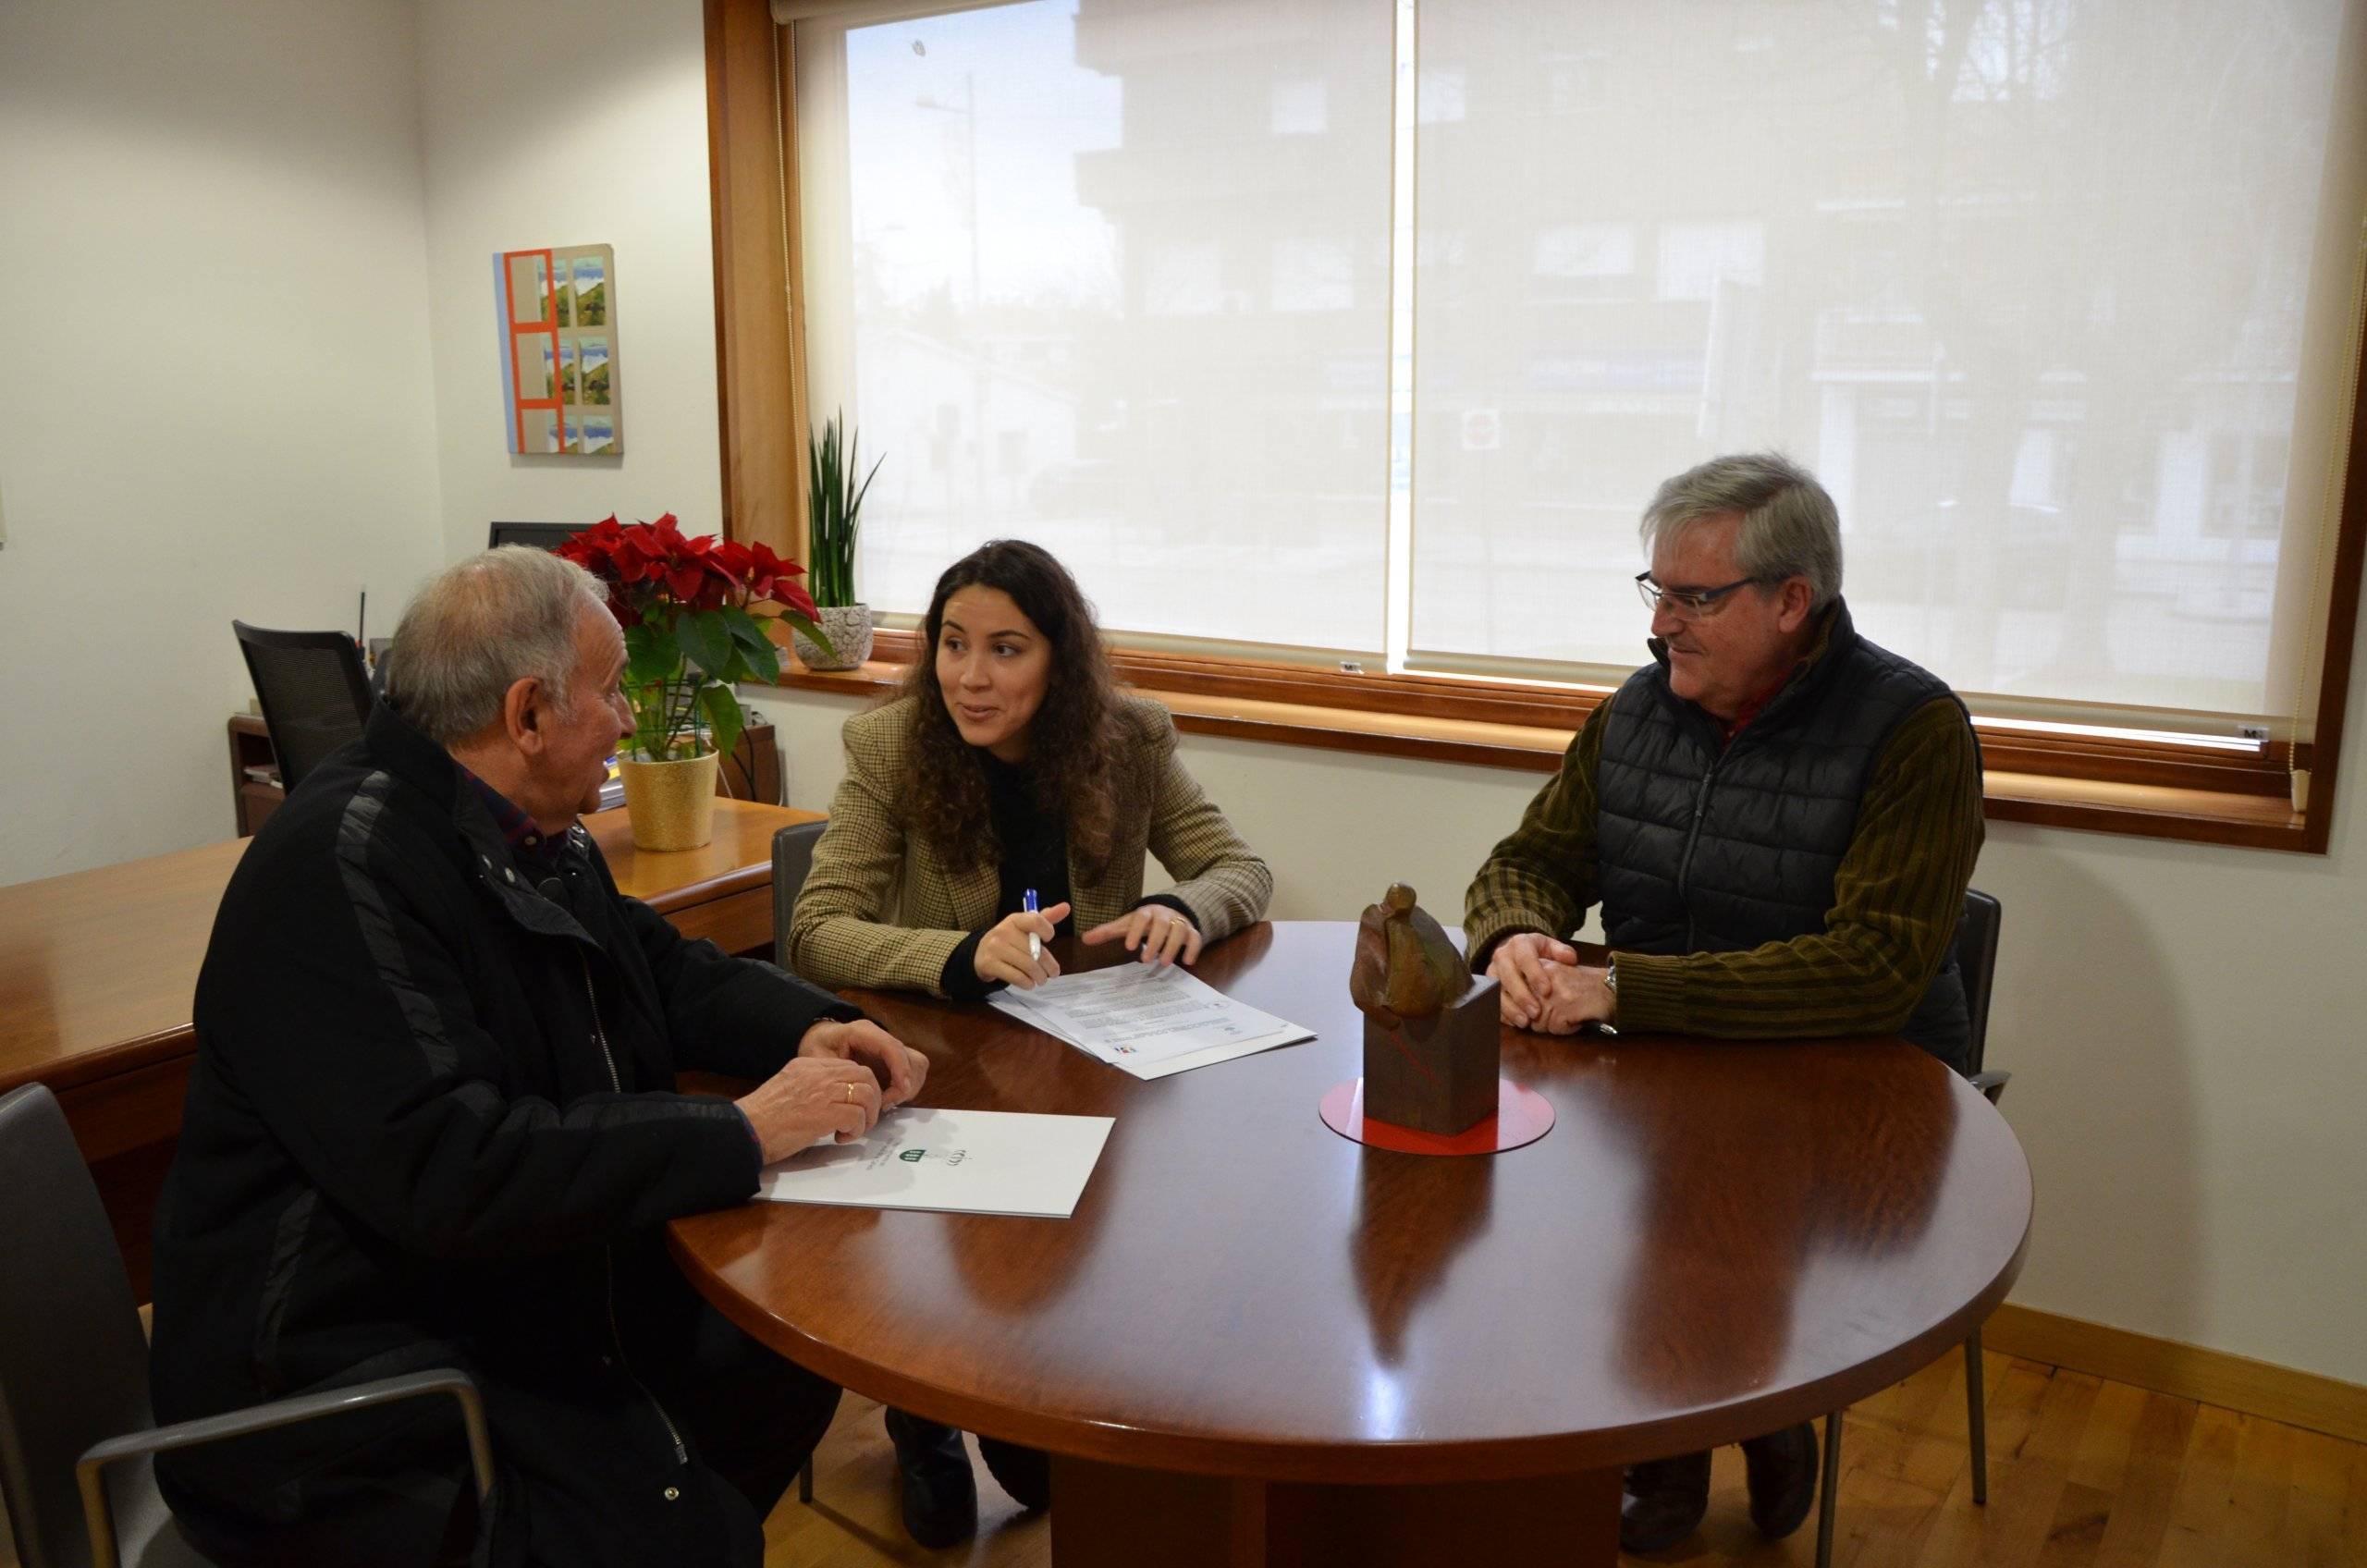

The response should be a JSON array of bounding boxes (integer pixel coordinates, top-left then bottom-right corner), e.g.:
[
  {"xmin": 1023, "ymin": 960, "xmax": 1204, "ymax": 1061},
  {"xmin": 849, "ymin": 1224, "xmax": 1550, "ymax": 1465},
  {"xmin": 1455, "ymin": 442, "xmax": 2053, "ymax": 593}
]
[
  {"xmin": 987, "ymin": 962, "xmax": 1315, "ymax": 1080},
  {"xmin": 756, "ymin": 1106, "xmax": 1114, "ymax": 1218}
]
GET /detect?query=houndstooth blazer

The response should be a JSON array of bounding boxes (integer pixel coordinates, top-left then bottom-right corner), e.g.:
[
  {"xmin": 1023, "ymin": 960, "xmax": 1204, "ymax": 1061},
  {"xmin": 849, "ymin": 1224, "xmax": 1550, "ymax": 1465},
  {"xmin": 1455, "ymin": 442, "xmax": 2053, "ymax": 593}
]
[{"xmin": 787, "ymin": 694, "xmax": 1273, "ymax": 997}]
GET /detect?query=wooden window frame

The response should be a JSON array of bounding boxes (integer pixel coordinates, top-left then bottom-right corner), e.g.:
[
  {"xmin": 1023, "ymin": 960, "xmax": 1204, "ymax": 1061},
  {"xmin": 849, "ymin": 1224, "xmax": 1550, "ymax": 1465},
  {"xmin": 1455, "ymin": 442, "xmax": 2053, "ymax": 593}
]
[{"xmin": 705, "ymin": 0, "xmax": 2367, "ymax": 853}]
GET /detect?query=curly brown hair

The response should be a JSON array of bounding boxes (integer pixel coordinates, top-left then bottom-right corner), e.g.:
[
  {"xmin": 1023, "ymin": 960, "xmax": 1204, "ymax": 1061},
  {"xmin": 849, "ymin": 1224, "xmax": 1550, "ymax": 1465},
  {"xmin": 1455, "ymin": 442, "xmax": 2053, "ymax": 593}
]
[{"xmin": 894, "ymin": 540, "xmax": 1128, "ymax": 883}]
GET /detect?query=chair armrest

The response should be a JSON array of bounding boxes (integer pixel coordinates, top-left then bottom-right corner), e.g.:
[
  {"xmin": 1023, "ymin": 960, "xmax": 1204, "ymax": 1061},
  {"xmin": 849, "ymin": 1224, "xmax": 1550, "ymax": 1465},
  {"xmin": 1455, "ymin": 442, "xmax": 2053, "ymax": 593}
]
[
  {"xmin": 1968, "ymin": 1068, "xmax": 2011, "ymax": 1105},
  {"xmin": 76, "ymin": 1368, "xmax": 494, "ymax": 1568}
]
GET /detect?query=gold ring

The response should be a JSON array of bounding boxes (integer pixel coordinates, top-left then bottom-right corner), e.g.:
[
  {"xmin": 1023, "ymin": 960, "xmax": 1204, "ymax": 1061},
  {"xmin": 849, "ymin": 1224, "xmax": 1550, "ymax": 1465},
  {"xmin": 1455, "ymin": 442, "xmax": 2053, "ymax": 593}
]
[{"xmin": 843, "ymin": 1082, "xmax": 855, "ymax": 1103}]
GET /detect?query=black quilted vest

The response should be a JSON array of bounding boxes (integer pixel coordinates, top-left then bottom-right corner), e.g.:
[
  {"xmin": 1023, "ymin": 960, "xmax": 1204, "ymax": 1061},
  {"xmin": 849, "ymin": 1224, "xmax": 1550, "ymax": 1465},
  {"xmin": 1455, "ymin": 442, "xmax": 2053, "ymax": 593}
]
[{"xmin": 1596, "ymin": 600, "xmax": 1972, "ymax": 1070}]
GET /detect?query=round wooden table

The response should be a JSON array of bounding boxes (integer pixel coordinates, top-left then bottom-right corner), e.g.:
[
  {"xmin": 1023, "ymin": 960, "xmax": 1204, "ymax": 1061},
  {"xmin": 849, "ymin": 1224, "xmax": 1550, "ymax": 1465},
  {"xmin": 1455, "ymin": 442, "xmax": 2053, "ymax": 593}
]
[{"xmin": 669, "ymin": 922, "xmax": 2030, "ymax": 1566}]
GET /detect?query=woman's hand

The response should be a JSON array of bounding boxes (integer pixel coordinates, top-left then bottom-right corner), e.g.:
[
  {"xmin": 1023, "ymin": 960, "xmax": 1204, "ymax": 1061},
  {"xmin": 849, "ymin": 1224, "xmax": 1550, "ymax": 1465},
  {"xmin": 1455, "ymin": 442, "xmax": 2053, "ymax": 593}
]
[
  {"xmin": 975, "ymin": 901, "xmax": 1070, "ymax": 989},
  {"xmin": 1083, "ymin": 904, "xmax": 1202, "ymax": 968}
]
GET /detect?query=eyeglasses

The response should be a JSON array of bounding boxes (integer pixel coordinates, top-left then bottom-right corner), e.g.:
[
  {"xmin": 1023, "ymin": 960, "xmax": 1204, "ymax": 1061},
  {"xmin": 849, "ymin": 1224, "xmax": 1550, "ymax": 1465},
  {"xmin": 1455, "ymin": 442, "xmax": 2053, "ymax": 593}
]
[{"xmin": 1634, "ymin": 570, "xmax": 1767, "ymax": 617}]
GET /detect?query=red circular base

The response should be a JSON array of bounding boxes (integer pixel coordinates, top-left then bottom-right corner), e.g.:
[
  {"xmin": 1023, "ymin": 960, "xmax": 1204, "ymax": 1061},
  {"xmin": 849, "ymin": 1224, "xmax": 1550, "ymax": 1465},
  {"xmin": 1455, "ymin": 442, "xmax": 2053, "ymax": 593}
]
[{"xmin": 1318, "ymin": 1078, "xmax": 1555, "ymax": 1157}]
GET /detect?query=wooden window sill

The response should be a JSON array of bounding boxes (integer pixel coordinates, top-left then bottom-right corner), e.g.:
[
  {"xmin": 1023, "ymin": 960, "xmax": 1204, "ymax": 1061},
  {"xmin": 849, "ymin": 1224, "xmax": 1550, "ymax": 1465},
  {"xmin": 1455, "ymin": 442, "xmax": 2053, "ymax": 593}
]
[{"xmin": 767, "ymin": 654, "xmax": 2312, "ymax": 851}]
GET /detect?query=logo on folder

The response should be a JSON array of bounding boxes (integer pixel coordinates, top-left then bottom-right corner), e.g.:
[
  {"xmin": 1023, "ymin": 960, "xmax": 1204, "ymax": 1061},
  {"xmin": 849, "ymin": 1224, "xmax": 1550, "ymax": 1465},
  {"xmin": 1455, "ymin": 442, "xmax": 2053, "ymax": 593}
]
[{"xmin": 895, "ymin": 1146, "xmax": 968, "ymax": 1167}]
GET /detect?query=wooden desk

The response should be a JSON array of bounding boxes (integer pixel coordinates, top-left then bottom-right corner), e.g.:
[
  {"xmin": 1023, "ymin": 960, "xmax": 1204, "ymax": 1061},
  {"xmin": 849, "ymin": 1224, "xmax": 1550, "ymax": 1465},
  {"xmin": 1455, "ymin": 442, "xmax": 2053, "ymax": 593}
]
[
  {"xmin": 0, "ymin": 799, "xmax": 818, "ymax": 1295},
  {"xmin": 670, "ymin": 922, "xmax": 2032, "ymax": 1567}
]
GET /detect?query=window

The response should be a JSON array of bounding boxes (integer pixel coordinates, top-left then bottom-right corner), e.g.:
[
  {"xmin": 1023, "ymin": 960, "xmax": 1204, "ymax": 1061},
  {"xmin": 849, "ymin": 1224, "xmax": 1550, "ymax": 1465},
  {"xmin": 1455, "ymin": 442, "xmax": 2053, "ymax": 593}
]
[
  {"xmin": 795, "ymin": 0, "xmax": 1392, "ymax": 652},
  {"xmin": 715, "ymin": 0, "xmax": 2367, "ymax": 850}
]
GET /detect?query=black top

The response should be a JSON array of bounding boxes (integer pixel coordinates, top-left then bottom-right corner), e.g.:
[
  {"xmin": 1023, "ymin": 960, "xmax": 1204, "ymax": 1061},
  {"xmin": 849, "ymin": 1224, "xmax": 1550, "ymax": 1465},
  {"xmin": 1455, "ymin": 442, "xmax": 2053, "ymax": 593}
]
[
  {"xmin": 150, "ymin": 701, "xmax": 860, "ymax": 1564},
  {"xmin": 939, "ymin": 751, "xmax": 1193, "ymax": 998}
]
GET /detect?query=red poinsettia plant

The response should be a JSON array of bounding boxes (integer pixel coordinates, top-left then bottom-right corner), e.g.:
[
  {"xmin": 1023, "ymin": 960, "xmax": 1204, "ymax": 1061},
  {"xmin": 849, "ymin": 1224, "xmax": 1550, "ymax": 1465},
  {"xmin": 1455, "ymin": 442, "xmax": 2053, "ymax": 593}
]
[{"xmin": 557, "ymin": 513, "xmax": 828, "ymax": 763}]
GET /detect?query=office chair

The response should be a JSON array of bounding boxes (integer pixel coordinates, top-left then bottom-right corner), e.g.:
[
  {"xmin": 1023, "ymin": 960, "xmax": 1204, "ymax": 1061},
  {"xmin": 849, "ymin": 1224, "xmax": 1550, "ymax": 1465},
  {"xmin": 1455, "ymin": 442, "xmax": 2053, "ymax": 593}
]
[
  {"xmin": 0, "ymin": 1084, "xmax": 495, "ymax": 1568},
  {"xmin": 231, "ymin": 622, "xmax": 374, "ymax": 797},
  {"xmin": 769, "ymin": 819, "xmax": 828, "ymax": 1505},
  {"xmin": 486, "ymin": 521, "xmax": 587, "ymax": 552},
  {"xmin": 770, "ymin": 820, "xmax": 827, "ymax": 972},
  {"xmin": 1811, "ymin": 888, "xmax": 2007, "ymax": 1566}
]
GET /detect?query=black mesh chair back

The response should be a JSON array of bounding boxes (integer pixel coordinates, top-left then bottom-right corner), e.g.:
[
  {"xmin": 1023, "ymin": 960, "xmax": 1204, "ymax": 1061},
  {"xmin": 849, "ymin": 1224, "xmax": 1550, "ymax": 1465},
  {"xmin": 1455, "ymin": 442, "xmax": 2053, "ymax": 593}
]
[
  {"xmin": 1957, "ymin": 888, "xmax": 2003, "ymax": 1077},
  {"xmin": 231, "ymin": 622, "xmax": 374, "ymax": 797},
  {"xmin": 772, "ymin": 821, "xmax": 828, "ymax": 968},
  {"xmin": 486, "ymin": 521, "xmax": 586, "ymax": 551},
  {"xmin": 0, "ymin": 1084, "xmax": 180, "ymax": 1568}
]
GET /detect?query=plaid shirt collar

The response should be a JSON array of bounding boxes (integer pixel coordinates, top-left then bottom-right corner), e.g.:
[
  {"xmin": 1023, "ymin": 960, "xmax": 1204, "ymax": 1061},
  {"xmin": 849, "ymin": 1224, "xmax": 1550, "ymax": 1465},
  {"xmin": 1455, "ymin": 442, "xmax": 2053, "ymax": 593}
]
[{"xmin": 460, "ymin": 770, "xmax": 570, "ymax": 878}]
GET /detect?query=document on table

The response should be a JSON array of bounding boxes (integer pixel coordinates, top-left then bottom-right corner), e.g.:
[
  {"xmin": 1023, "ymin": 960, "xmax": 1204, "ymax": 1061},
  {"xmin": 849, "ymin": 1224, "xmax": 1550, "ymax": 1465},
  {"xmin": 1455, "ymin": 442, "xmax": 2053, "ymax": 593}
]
[
  {"xmin": 755, "ymin": 1106, "xmax": 1113, "ymax": 1219},
  {"xmin": 987, "ymin": 962, "xmax": 1316, "ymax": 1080}
]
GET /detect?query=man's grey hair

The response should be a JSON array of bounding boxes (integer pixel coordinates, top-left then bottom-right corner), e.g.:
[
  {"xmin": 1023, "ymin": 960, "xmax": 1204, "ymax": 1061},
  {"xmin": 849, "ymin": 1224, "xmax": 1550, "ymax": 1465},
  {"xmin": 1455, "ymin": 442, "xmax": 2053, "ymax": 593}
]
[
  {"xmin": 386, "ymin": 546, "xmax": 610, "ymax": 744},
  {"xmin": 1638, "ymin": 451, "xmax": 1844, "ymax": 610}
]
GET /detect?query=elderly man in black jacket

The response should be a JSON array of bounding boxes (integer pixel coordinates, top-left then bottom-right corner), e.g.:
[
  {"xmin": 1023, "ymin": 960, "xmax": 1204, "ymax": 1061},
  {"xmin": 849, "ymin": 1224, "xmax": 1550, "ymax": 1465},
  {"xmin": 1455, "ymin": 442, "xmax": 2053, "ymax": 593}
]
[{"xmin": 150, "ymin": 546, "xmax": 926, "ymax": 1568}]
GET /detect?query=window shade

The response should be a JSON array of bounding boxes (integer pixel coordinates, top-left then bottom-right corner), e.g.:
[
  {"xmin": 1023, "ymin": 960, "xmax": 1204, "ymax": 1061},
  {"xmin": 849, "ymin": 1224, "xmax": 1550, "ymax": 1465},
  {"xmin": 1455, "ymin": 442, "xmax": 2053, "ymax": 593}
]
[
  {"xmin": 797, "ymin": 0, "xmax": 1395, "ymax": 652},
  {"xmin": 1405, "ymin": 0, "xmax": 2361, "ymax": 731}
]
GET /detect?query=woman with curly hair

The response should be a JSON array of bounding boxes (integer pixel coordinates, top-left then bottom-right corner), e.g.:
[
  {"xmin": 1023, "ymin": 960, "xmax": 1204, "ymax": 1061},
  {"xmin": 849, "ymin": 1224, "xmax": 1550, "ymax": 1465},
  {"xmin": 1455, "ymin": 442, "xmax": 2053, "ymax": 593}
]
[
  {"xmin": 784, "ymin": 539, "xmax": 1271, "ymax": 1545},
  {"xmin": 789, "ymin": 538, "xmax": 1271, "ymax": 999}
]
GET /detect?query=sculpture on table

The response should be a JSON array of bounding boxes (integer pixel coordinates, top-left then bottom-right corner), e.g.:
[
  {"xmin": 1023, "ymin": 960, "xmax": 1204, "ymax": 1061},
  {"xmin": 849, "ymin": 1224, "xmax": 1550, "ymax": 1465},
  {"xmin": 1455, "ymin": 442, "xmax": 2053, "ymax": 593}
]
[{"xmin": 1349, "ymin": 884, "xmax": 1502, "ymax": 1135}]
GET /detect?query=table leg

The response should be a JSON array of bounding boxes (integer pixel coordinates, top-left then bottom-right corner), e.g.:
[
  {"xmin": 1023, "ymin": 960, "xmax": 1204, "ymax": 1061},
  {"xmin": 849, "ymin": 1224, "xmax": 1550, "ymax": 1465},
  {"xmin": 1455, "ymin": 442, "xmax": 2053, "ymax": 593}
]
[{"xmin": 1048, "ymin": 1454, "xmax": 1620, "ymax": 1567}]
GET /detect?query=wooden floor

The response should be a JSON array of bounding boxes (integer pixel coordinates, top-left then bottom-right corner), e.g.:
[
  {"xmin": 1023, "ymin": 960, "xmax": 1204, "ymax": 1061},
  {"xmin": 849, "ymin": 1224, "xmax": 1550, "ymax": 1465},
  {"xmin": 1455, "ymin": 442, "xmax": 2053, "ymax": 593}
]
[
  {"xmin": 8, "ymin": 1350, "xmax": 2356, "ymax": 1566},
  {"xmin": 762, "ymin": 1351, "xmax": 2367, "ymax": 1567}
]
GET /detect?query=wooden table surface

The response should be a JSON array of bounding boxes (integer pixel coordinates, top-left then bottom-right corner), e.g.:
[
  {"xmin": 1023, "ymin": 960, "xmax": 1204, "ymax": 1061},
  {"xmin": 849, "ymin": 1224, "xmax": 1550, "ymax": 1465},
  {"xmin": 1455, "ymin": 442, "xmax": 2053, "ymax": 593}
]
[
  {"xmin": 671, "ymin": 919, "xmax": 2030, "ymax": 1555},
  {"xmin": 0, "ymin": 798, "xmax": 816, "ymax": 1099},
  {"xmin": 0, "ymin": 798, "xmax": 817, "ymax": 1295}
]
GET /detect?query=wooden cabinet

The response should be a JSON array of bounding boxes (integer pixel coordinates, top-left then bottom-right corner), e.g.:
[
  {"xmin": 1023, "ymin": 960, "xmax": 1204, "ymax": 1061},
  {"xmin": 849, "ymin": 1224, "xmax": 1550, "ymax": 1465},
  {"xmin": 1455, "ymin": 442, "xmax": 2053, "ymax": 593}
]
[{"xmin": 227, "ymin": 713, "xmax": 282, "ymax": 837}]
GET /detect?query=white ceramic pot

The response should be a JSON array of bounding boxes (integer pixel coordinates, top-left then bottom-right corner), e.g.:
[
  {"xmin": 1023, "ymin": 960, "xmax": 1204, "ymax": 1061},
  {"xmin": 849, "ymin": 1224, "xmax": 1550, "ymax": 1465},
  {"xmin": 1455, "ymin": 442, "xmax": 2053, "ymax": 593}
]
[{"xmin": 793, "ymin": 603, "xmax": 875, "ymax": 671}]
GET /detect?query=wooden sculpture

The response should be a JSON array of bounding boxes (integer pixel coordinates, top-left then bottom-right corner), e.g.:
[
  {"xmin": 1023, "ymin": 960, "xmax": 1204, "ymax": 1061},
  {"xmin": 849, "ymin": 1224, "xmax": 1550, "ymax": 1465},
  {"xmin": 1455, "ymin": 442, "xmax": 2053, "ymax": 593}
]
[{"xmin": 1349, "ymin": 884, "xmax": 1501, "ymax": 1134}]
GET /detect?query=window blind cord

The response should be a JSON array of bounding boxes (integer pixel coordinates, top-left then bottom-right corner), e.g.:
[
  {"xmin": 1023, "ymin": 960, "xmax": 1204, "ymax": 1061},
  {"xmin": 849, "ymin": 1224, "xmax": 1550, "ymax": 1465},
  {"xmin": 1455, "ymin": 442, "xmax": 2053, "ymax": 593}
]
[{"xmin": 2290, "ymin": 209, "xmax": 2367, "ymax": 816}]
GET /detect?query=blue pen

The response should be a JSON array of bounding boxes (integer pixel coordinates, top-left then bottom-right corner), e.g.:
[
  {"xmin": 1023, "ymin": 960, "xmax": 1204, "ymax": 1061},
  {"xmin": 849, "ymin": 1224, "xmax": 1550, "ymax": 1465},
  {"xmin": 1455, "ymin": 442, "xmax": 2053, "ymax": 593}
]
[{"xmin": 1023, "ymin": 888, "xmax": 1040, "ymax": 962}]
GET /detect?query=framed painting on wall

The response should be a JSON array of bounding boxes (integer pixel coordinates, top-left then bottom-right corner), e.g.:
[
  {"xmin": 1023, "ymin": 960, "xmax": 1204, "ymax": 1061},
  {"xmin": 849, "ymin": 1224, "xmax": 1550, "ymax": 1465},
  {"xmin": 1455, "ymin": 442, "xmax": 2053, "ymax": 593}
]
[{"xmin": 495, "ymin": 244, "xmax": 623, "ymax": 455}]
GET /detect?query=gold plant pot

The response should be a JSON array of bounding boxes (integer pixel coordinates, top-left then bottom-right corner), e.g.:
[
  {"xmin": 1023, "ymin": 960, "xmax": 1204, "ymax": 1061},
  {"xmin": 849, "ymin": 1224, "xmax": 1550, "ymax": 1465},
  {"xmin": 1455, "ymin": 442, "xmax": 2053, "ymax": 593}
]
[{"xmin": 618, "ymin": 749, "xmax": 719, "ymax": 851}]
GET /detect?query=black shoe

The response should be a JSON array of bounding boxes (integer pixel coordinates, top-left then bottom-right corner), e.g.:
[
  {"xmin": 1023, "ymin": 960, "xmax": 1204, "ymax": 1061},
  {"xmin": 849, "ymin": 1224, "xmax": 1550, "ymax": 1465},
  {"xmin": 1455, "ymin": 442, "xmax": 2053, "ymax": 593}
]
[
  {"xmin": 976, "ymin": 1435, "xmax": 1051, "ymax": 1512},
  {"xmin": 1741, "ymin": 1421, "xmax": 1820, "ymax": 1540},
  {"xmin": 1620, "ymin": 1449, "xmax": 1711, "ymax": 1553},
  {"xmin": 884, "ymin": 1408, "xmax": 976, "ymax": 1549}
]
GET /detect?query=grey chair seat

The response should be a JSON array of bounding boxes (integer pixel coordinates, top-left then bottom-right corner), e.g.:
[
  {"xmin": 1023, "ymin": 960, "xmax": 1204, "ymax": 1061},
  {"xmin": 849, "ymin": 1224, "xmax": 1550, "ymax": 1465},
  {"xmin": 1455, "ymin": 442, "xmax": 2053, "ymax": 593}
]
[{"xmin": 0, "ymin": 1084, "xmax": 492, "ymax": 1568}]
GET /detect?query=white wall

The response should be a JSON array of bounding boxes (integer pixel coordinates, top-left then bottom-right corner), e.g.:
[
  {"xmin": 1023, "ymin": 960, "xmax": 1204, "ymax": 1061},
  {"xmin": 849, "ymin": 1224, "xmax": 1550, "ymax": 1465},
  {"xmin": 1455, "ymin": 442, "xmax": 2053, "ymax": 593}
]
[
  {"xmin": 415, "ymin": 0, "xmax": 730, "ymax": 560},
  {"xmin": 0, "ymin": 0, "xmax": 445, "ymax": 883}
]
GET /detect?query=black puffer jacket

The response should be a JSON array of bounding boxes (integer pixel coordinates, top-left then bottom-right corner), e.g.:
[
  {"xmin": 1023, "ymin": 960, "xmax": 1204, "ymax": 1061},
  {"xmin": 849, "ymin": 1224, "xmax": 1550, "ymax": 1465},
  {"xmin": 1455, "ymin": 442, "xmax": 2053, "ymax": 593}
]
[
  {"xmin": 1596, "ymin": 601, "xmax": 1971, "ymax": 1066},
  {"xmin": 149, "ymin": 703, "xmax": 854, "ymax": 1565}
]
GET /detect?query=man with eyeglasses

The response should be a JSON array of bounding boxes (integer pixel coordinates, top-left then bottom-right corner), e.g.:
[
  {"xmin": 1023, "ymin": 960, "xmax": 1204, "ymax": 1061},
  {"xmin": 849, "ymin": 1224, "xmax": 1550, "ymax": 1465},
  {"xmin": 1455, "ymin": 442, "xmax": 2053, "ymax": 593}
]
[{"xmin": 1463, "ymin": 450, "xmax": 1982, "ymax": 1554}]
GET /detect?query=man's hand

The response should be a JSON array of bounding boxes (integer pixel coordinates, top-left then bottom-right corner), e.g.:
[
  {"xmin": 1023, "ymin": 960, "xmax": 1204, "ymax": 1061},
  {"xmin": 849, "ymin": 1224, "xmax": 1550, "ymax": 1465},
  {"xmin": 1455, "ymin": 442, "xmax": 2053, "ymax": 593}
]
[
  {"xmin": 1530, "ymin": 962, "xmax": 1615, "ymax": 1035},
  {"xmin": 975, "ymin": 902, "xmax": 1071, "ymax": 990},
  {"xmin": 735, "ymin": 1057, "xmax": 883, "ymax": 1162},
  {"xmin": 798, "ymin": 1018, "xmax": 926, "ymax": 1109},
  {"xmin": 1486, "ymin": 931, "xmax": 1580, "ymax": 1029},
  {"xmin": 1083, "ymin": 904, "xmax": 1202, "ymax": 968}
]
